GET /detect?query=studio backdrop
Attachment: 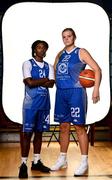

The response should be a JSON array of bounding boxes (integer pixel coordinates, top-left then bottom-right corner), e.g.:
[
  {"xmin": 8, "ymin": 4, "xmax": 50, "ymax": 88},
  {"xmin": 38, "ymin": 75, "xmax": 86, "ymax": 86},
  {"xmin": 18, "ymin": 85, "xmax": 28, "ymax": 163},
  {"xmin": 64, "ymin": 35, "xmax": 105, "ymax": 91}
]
[{"xmin": 2, "ymin": 2, "xmax": 110, "ymax": 125}]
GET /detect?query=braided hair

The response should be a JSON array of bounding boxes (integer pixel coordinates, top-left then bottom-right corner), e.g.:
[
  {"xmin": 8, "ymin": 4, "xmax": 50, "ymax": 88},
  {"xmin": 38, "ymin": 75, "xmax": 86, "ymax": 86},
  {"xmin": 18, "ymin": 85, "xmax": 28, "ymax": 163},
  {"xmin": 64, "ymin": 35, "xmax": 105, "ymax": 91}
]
[{"xmin": 31, "ymin": 40, "xmax": 49, "ymax": 57}]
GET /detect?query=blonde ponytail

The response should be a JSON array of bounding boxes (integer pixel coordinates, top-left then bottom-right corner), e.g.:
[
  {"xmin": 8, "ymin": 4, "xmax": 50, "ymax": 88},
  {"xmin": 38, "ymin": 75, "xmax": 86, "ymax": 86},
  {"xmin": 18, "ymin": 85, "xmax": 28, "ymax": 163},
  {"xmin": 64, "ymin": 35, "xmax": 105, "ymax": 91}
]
[{"xmin": 53, "ymin": 48, "xmax": 65, "ymax": 71}]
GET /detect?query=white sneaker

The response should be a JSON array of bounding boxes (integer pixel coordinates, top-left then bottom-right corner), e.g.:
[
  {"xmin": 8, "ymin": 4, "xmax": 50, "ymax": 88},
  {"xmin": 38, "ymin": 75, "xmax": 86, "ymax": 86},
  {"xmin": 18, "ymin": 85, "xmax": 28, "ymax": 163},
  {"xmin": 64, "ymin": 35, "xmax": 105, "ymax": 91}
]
[
  {"xmin": 74, "ymin": 162, "xmax": 88, "ymax": 176},
  {"xmin": 51, "ymin": 157, "xmax": 68, "ymax": 171}
]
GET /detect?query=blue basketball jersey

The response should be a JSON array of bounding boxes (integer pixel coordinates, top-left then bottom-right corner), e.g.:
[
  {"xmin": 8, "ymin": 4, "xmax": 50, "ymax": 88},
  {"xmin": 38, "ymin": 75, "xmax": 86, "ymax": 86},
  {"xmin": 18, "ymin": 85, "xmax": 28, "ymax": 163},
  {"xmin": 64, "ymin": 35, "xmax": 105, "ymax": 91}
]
[
  {"xmin": 56, "ymin": 47, "xmax": 86, "ymax": 89},
  {"xmin": 54, "ymin": 47, "xmax": 87, "ymax": 125},
  {"xmin": 23, "ymin": 59, "xmax": 50, "ymax": 110}
]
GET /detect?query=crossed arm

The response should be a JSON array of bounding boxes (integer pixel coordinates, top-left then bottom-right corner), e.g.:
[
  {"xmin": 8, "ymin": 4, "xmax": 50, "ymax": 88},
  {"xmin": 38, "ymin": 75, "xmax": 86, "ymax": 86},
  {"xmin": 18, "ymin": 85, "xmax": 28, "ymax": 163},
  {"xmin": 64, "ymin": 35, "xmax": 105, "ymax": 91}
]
[{"xmin": 23, "ymin": 77, "xmax": 55, "ymax": 88}]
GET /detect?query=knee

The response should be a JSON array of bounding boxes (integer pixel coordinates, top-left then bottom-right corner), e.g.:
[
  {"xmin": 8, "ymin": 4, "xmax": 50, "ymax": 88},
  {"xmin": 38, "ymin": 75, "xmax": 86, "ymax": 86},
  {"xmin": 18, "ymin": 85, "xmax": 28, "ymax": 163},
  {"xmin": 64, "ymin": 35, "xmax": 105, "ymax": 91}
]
[
  {"xmin": 75, "ymin": 125, "xmax": 86, "ymax": 136},
  {"xmin": 20, "ymin": 132, "xmax": 32, "ymax": 139},
  {"xmin": 60, "ymin": 123, "xmax": 70, "ymax": 134}
]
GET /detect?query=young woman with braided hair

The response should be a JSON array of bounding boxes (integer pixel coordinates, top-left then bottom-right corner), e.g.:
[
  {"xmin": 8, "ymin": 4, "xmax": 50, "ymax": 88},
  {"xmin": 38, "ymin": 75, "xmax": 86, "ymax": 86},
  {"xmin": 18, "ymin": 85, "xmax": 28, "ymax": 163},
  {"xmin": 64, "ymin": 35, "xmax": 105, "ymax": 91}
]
[{"xmin": 19, "ymin": 40, "xmax": 55, "ymax": 178}]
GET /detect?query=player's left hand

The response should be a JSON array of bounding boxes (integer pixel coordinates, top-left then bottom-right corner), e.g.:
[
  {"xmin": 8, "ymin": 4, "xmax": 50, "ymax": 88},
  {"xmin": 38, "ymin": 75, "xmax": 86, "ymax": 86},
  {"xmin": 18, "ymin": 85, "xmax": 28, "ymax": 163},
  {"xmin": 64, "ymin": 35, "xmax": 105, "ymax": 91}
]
[{"xmin": 92, "ymin": 89, "xmax": 100, "ymax": 103}]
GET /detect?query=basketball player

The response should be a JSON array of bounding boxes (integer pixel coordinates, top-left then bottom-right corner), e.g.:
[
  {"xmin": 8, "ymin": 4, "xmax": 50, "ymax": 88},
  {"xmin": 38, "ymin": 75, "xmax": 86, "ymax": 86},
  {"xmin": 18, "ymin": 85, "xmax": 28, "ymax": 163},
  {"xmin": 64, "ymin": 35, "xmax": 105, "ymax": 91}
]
[
  {"xmin": 18, "ymin": 40, "xmax": 55, "ymax": 178},
  {"xmin": 51, "ymin": 28, "xmax": 102, "ymax": 176}
]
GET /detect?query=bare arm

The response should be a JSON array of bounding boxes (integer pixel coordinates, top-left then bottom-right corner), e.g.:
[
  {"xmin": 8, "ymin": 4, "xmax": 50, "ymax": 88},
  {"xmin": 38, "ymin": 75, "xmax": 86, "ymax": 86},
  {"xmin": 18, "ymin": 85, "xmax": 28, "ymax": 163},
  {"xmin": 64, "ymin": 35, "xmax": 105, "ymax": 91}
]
[
  {"xmin": 80, "ymin": 48, "xmax": 102, "ymax": 103},
  {"xmin": 42, "ymin": 79, "xmax": 55, "ymax": 88},
  {"xmin": 23, "ymin": 77, "xmax": 49, "ymax": 88}
]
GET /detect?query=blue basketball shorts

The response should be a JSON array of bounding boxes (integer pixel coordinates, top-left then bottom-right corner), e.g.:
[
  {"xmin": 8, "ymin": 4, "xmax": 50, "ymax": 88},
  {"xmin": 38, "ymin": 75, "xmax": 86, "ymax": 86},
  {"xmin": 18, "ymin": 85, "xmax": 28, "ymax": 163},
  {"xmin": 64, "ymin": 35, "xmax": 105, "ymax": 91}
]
[
  {"xmin": 22, "ymin": 108, "xmax": 50, "ymax": 132},
  {"xmin": 54, "ymin": 88, "xmax": 87, "ymax": 125}
]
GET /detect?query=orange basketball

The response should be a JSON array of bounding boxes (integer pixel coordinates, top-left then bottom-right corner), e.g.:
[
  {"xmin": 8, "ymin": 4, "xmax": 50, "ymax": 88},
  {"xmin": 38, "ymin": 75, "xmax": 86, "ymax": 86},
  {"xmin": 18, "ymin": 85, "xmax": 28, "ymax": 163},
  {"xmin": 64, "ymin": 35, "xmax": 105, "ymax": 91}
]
[{"xmin": 79, "ymin": 69, "xmax": 95, "ymax": 88}]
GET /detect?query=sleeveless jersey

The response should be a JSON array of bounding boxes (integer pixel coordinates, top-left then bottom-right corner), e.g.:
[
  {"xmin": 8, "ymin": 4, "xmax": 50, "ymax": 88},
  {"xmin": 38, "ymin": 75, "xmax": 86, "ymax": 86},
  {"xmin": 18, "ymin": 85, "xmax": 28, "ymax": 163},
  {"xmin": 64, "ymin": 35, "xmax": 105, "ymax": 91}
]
[
  {"xmin": 23, "ymin": 59, "xmax": 50, "ymax": 110},
  {"xmin": 55, "ymin": 47, "xmax": 86, "ymax": 89}
]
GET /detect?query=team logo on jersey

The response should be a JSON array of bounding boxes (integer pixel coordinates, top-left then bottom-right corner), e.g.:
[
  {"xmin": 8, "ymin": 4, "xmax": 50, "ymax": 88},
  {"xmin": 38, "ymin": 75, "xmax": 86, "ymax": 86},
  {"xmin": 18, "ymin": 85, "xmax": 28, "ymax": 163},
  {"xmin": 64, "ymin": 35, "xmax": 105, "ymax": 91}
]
[
  {"xmin": 57, "ymin": 62, "xmax": 68, "ymax": 74},
  {"xmin": 33, "ymin": 64, "xmax": 37, "ymax": 67}
]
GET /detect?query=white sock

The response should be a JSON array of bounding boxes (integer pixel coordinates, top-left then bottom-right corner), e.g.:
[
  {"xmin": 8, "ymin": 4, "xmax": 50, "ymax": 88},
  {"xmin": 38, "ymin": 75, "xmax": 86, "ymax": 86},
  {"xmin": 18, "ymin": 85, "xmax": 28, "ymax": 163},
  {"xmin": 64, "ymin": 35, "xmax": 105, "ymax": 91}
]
[
  {"xmin": 59, "ymin": 152, "xmax": 67, "ymax": 160},
  {"xmin": 21, "ymin": 157, "xmax": 28, "ymax": 164},
  {"xmin": 81, "ymin": 155, "xmax": 88, "ymax": 164},
  {"xmin": 33, "ymin": 154, "xmax": 40, "ymax": 164},
  {"xmin": 60, "ymin": 152, "xmax": 67, "ymax": 156}
]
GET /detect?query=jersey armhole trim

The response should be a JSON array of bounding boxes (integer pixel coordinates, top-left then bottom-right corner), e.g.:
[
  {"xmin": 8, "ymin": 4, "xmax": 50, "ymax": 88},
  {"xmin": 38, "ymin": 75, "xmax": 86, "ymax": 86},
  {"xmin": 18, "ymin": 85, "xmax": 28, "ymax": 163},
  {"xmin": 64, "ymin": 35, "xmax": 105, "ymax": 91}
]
[{"xmin": 78, "ymin": 48, "xmax": 86, "ymax": 64}]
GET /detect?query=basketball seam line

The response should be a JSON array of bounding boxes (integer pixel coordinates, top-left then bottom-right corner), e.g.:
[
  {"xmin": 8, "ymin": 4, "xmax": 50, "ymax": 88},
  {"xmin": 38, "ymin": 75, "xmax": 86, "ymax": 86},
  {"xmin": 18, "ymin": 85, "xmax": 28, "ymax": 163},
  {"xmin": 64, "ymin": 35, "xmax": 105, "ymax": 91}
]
[{"xmin": 79, "ymin": 76, "xmax": 95, "ymax": 81}]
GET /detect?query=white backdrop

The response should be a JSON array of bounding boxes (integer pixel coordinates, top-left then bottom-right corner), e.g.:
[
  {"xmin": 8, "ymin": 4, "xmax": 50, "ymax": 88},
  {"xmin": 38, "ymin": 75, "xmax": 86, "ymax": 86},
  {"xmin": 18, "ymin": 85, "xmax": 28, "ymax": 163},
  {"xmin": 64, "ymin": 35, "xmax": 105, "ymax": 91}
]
[{"xmin": 2, "ymin": 2, "xmax": 110, "ymax": 124}]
